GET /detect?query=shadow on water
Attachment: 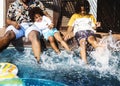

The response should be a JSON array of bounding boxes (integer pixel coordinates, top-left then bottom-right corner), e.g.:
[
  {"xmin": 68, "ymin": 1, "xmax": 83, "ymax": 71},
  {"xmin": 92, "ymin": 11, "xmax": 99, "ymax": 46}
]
[{"xmin": 0, "ymin": 32, "xmax": 120, "ymax": 86}]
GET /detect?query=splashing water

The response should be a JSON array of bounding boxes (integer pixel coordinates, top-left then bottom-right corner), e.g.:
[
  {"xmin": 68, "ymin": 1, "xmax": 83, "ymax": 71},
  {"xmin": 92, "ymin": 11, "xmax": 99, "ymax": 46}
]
[
  {"xmin": 99, "ymin": 30, "xmax": 120, "ymax": 51},
  {"xmin": 0, "ymin": 31, "xmax": 120, "ymax": 85},
  {"xmin": 89, "ymin": 30, "xmax": 120, "ymax": 80}
]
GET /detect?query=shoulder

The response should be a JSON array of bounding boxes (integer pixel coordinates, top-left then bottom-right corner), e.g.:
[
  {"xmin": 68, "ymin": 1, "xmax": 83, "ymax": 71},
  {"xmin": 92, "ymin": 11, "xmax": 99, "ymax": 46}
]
[
  {"xmin": 9, "ymin": 0, "xmax": 19, "ymax": 8},
  {"xmin": 87, "ymin": 14, "xmax": 94, "ymax": 18},
  {"xmin": 43, "ymin": 16, "xmax": 52, "ymax": 24},
  {"xmin": 43, "ymin": 16, "xmax": 49, "ymax": 20},
  {"xmin": 70, "ymin": 13, "xmax": 79, "ymax": 18},
  {"xmin": 8, "ymin": 1, "xmax": 18, "ymax": 11},
  {"xmin": 43, "ymin": 16, "xmax": 51, "ymax": 21}
]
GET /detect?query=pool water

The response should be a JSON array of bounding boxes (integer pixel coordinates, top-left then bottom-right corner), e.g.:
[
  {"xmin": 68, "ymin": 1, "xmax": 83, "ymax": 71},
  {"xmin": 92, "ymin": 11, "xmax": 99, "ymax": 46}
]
[{"xmin": 0, "ymin": 35, "xmax": 120, "ymax": 86}]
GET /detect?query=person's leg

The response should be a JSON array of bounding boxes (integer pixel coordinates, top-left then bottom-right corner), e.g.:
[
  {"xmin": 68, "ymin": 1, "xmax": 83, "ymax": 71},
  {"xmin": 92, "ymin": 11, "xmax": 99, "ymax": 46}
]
[
  {"xmin": 40, "ymin": 37, "xmax": 47, "ymax": 52},
  {"xmin": 28, "ymin": 30, "xmax": 41, "ymax": 62},
  {"xmin": 79, "ymin": 38, "xmax": 88, "ymax": 64},
  {"xmin": 0, "ymin": 30, "xmax": 15, "ymax": 52},
  {"xmin": 54, "ymin": 32, "xmax": 71, "ymax": 51},
  {"xmin": 88, "ymin": 36, "xmax": 98, "ymax": 48},
  {"xmin": 48, "ymin": 36, "xmax": 60, "ymax": 54}
]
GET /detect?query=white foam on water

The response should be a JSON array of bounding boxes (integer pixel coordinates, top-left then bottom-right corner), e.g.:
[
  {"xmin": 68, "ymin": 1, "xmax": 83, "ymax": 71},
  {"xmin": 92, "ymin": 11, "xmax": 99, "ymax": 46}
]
[
  {"xmin": 87, "ymin": 30, "xmax": 120, "ymax": 79},
  {"xmin": 0, "ymin": 30, "xmax": 120, "ymax": 84}
]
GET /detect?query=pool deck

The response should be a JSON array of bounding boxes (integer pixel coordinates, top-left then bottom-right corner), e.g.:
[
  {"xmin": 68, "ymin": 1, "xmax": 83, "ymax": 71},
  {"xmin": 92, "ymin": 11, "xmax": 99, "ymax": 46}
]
[{"xmin": 0, "ymin": 27, "xmax": 120, "ymax": 48}]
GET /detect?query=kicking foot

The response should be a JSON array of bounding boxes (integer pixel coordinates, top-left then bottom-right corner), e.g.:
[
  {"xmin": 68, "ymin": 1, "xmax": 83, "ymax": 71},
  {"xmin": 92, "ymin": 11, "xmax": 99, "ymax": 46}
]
[{"xmin": 35, "ymin": 57, "xmax": 40, "ymax": 64}]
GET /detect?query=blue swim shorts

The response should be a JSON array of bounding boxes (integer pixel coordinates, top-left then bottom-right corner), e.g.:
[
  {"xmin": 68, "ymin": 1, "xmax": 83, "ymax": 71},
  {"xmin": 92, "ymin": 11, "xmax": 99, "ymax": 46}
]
[{"xmin": 43, "ymin": 28, "xmax": 58, "ymax": 40}]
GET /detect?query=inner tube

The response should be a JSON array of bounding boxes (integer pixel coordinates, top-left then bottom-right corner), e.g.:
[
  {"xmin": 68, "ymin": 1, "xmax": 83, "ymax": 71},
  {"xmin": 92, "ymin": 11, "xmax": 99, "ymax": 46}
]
[{"xmin": 0, "ymin": 63, "xmax": 18, "ymax": 80}]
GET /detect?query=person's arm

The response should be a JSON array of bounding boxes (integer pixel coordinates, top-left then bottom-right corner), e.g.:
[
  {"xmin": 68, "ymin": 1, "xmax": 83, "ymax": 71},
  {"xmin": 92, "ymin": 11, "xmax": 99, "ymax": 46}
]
[
  {"xmin": 64, "ymin": 26, "xmax": 74, "ymax": 41},
  {"xmin": 67, "ymin": 26, "xmax": 73, "ymax": 33},
  {"xmin": 45, "ymin": 16, "xmax": 54, "ymax": 29},
  {"xmin": 7, "ymin": 18, "xmax": 20, "ymax": 30},
  {"xmin": 90, "ymin": 14, "xmax": 101, "ymax": 30},
  {"xmin": 48, "ymin": 23, "xmax": 54, "ymax": 29},
  {"xmin": 7, "ymin": 3, "xmax": 20, "ymax": 29},
  {"xmin": 92, "ymin": 22, "xmax": 101, "ymax": 30},
  {"xmin": 95, "ymin": 22, "xmax": 101, "ymax": 28},
  {"xmin": 64, "ymin": 14, "xmax": 76, "ymax": 41}
]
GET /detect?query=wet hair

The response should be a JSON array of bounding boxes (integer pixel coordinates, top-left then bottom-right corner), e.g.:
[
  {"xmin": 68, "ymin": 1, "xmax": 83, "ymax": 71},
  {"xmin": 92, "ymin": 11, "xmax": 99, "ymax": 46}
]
[
  {"xmin": 29, "ymin": 7, "xmax": 44, "ymax": 22},
  {"xmin": 75, "ymin": 0, "xmax": 90, "ymax": 14}
]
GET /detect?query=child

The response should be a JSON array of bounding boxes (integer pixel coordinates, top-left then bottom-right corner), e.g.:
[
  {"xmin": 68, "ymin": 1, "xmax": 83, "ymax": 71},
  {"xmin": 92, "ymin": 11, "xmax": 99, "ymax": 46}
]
[
  {"xmin": 29, "ymin": 7, "xmax": 71, "ymax": 54},
  {"xmin": 64, "ymin": 0, "xmax": 101, "ymax": 64}
]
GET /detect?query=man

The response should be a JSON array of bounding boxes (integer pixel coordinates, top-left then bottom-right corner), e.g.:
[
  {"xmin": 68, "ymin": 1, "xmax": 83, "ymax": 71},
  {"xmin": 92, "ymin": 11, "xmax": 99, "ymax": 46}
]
[{"xmin": 0, "ymin": 0, "xmax": 49, "ymax": 63}]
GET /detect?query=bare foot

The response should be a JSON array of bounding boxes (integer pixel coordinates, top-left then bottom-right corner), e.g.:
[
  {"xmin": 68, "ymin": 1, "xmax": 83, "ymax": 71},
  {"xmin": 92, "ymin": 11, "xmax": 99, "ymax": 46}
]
[{"xmin": 35, "ymin": 57, "xmax": 40, "ymax": 64}]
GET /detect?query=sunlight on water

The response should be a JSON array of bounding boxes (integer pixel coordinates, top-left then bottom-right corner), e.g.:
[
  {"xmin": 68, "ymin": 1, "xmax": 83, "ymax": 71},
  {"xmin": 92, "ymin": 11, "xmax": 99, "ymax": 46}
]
[{"xmin": 0, "ymin": 30, "xmax": 120, "ymax": 85}]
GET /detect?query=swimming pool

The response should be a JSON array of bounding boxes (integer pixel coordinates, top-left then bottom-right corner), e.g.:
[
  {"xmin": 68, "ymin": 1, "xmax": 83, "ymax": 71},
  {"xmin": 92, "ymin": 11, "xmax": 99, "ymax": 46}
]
[{"xmin": 0, "ymin": 35, "xmax": 120, "ymax": 86}]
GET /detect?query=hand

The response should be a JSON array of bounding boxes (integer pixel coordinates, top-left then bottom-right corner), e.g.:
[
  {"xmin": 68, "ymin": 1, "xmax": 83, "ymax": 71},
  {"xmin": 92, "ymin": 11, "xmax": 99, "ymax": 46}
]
[
  {"xmin": 64, "ymin": 32, "xmax": 73, "ymax": 41},
  {"xmin": 12, "ymin": 21, "xmax": 20, "ymax": 30},
  {"xmin": 64, "ymin": 26, "xmax": 74, "ymax": 40},
  {"xmin": 96, "ymin": 22, "xmax": 101, "ymax": 27},
  {"xmin": 48, "ymin": 23, "xmax": 54, "ymax": 29}
]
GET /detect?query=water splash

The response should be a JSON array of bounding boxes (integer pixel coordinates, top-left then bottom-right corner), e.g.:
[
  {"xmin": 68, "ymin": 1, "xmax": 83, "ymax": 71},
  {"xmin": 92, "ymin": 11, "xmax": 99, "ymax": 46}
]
[
  {"xmin": 0, "ymin": 31, "xmax": 120, "ymax": 85},
  {"xmin": 99, "ymin": 30, "xmax": 120, "ymax": 52},
  {"xmin": 88, "ymin": 30, "xmax": 120, "ymax": 81}
]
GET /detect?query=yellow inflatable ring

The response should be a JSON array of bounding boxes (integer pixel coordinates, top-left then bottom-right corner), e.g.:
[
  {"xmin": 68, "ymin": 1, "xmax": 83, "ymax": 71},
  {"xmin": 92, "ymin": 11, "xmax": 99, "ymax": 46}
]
[
  {"xmin": 0, "ymin": 72, "xmax": 18, "ymax": 81},
  {"xmin": 0, "ymin": 63, "xmax": 18, "ymax": 80}
]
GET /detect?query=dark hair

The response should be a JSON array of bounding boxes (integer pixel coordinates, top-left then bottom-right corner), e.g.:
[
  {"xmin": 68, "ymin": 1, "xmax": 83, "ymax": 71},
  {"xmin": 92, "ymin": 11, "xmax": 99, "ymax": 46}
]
[
  {"xmin": 29, "ymin": 7, "xmax": 44, "ymax": 22},
  {"xmin": 75, "ymin": 0, "xmax": 90, "ymax": 14},
  {"xmin": 22, "ymin": 0, "xmax": 30, "ymax": 5}
]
